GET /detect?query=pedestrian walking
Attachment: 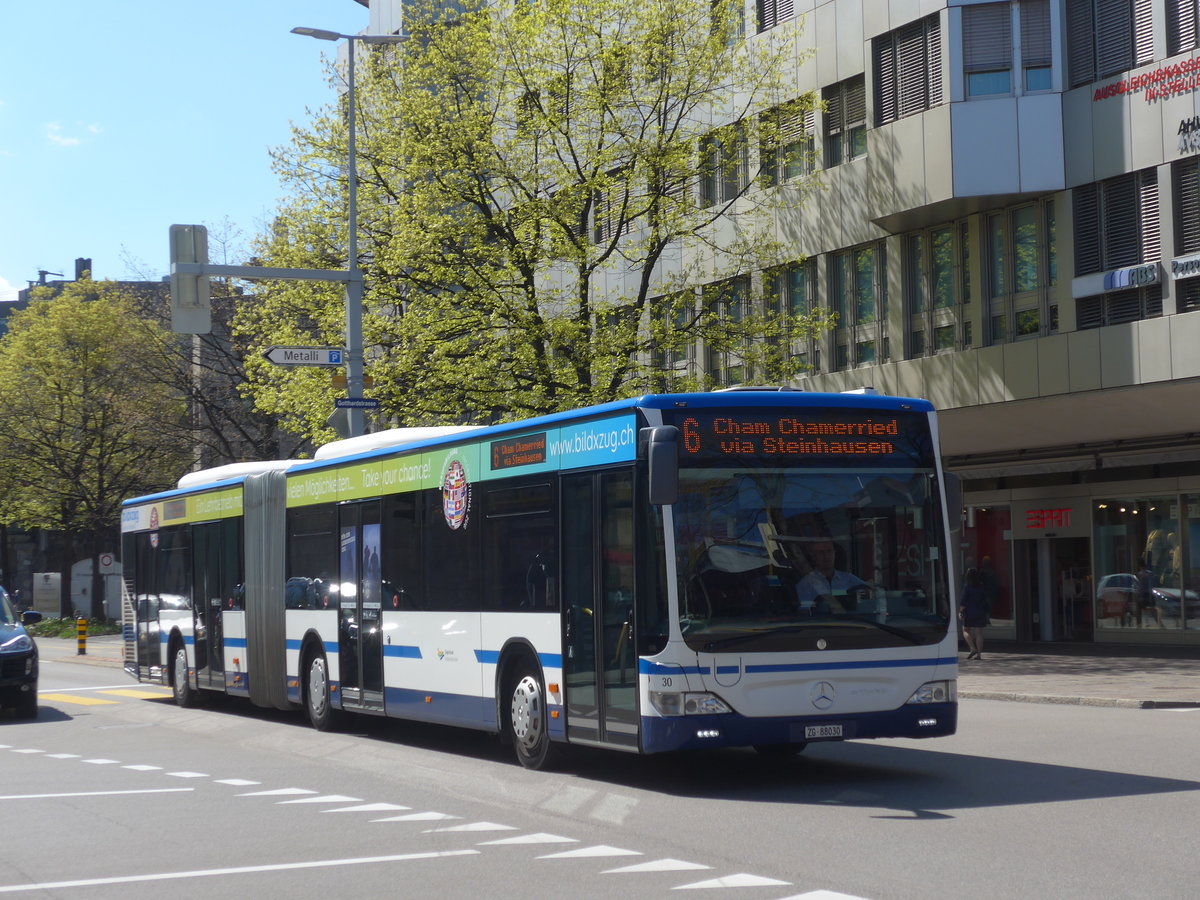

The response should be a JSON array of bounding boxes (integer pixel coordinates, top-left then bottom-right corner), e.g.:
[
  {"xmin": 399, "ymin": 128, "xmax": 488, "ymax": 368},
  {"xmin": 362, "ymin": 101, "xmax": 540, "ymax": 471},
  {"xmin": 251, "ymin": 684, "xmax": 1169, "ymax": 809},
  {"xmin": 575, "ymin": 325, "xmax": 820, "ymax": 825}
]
[{"xmin": 959, "ymin": 567, "xmax": 990, "ymax": 660}]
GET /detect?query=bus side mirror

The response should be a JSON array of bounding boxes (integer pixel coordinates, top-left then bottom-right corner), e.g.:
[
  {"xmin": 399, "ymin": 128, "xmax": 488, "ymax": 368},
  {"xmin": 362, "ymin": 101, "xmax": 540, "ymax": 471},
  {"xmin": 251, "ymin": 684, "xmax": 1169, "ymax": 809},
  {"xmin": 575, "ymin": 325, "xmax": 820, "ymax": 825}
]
[{"xmin": 642, "ymin": 426, "xmax": 679, "ymax": 506}]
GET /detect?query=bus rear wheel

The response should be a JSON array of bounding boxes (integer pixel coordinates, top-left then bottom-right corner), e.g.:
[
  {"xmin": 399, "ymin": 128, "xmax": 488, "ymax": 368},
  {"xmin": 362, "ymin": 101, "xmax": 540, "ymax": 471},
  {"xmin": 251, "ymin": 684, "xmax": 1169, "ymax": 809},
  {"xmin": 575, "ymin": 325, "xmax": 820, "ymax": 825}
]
[
  {"xmin": 305, "ymin": 651, "xmax": 343, "ymax": 731},
  {"xmin": 171, "ymin": 644, "xmax": 196, "ymax": 708},
  {"xmin": 507, "ymin": 668, "xmax": 558, "ymax": 770}
]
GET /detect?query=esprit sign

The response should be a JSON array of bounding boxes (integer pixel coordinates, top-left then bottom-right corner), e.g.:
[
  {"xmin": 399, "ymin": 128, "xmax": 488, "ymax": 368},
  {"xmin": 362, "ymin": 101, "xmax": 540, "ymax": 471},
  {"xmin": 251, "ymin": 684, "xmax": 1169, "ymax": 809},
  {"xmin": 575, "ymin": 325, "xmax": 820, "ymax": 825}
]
[
  {"xmin": 1012, "ymin": 500, "xmax": 1089, "ymax": 538},
  {"xmin": 1026, "ymin": 508, "xmax": 1071, "ymax": 529}
]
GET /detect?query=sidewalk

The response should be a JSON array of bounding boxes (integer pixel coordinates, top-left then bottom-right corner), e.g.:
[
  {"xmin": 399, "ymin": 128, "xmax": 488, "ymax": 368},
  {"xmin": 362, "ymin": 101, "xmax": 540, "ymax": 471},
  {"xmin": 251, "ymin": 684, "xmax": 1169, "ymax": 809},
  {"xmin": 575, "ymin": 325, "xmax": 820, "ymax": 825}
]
[
  {"xmin": 956, "ymin": 641, "xmax": 1200, "ymax": 708},
  {"xmin": 35, "ymin": 634, "xmax": 1200, "ymax": 709},
  {"xmin": 37, "ymin": 633, "xmax": 126, "ymax": 669}
]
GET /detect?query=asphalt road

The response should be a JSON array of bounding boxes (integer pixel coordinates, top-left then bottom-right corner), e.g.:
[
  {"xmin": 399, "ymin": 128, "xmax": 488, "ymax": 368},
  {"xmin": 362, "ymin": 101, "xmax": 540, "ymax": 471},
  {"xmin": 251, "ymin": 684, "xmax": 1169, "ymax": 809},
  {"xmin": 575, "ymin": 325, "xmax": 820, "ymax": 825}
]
[{"xmin": 3, "ymin": 642, "xmax": 1198, "ymax": 899}]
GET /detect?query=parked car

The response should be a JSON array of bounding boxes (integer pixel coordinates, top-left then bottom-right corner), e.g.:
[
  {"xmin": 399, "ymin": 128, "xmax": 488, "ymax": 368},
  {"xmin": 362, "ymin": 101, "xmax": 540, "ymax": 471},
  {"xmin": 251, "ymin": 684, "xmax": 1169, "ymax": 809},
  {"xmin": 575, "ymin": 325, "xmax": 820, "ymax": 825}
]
[
  {"xmin": 1096, "ymin": 573, "xmax": 1200, "ymax": 622},
  {"xmin": 0, "ymin": 585, "xmax": 42, "ymax": 719}
]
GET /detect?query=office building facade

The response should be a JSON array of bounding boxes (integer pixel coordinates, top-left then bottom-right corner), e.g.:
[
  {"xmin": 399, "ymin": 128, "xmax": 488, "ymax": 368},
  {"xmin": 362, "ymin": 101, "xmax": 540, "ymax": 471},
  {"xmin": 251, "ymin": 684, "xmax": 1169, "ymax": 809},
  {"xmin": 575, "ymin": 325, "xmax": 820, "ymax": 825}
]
[{"xmin": 359, "ymin": 0, "xmax": 1200, "ymax": 645}]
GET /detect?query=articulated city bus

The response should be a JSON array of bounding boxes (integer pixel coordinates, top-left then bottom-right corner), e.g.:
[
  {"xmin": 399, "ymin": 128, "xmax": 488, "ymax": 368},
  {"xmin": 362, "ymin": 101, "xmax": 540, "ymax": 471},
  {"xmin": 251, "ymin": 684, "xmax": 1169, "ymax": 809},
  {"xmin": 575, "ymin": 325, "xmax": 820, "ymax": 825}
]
[{"xmin": 121, "ymin": 391, "xmax": 960, "ymax": 768}]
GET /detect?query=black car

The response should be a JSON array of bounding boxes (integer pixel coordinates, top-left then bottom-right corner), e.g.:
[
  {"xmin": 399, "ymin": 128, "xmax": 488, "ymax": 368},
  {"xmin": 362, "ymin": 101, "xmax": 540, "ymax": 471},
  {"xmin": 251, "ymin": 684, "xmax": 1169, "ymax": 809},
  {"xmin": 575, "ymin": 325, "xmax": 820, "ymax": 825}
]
[{"xmin": 0, "ymin": 586, "xmax": 42, "ymax": 719}]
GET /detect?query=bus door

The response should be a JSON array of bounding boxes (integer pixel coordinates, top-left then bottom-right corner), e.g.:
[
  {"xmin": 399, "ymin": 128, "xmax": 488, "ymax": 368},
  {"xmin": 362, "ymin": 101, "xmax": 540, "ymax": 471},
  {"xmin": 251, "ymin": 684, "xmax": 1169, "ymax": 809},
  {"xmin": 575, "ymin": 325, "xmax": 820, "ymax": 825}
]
[
  {"xmin": 562, "ymin": 470, "xmax": 638, "ymax": 749},
  {"xmin": 190, "ymin": 522, "xmax": 225, "ymax": 690},
  {"xmin": 338, "ymin": 502, "xmax": 384, "ymax": 709}
]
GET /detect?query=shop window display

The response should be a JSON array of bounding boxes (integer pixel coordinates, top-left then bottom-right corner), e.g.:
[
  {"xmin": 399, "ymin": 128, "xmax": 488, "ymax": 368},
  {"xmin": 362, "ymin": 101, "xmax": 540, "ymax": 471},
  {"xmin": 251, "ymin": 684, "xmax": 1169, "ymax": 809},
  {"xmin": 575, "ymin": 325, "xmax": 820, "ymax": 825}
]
[
  {"xmin": 1093, "ymin": 498, "xmax": 1198, "ymax": 631},
  {"xmin": 962, "ymin": 506, "xmax": 1013, "ymax": 624}
]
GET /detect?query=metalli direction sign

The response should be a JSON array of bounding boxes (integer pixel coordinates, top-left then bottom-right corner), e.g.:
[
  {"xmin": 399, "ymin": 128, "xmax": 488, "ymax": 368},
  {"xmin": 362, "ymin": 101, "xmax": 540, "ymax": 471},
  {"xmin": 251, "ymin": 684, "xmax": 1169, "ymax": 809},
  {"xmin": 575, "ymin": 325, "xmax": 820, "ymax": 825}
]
[{"xmin": 262, "ymin": 346, "xmax": 344, "ymax": 367}]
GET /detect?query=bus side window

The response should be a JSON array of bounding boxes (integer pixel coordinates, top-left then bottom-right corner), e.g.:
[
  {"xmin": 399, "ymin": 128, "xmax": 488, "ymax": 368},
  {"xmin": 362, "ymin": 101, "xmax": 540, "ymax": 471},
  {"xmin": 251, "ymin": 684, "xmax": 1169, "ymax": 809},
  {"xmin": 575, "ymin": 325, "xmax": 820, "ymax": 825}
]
[
  {"xmin": 483, "ymin": 481, "xmax": 556, "ymax": 611},
  {"xmin": 382, "ymin": 493, "xmax": 423, "ymax": 611}
]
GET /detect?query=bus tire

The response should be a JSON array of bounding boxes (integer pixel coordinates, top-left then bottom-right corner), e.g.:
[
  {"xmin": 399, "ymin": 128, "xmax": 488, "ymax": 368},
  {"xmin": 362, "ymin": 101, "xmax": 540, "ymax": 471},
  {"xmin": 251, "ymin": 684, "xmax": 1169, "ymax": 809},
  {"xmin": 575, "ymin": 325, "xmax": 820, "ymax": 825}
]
[
  {"xmin": 304, "ymin": 649, "xmax": 343, "ymax": 732},
  {"xmin": 506, "ymin": 664, "xmax": 558, "ymax": 770},
  {"xmin": 171, "ymin": 642, "xmax": 197, "ymax": 708}
]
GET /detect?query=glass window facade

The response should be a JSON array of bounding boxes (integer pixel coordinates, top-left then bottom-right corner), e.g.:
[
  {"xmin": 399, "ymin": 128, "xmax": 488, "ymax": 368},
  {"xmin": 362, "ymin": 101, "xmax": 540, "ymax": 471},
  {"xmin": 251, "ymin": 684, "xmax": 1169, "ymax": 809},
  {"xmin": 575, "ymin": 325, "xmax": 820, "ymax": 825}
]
[
  {"xmin": 962, "ymin": 506, "xmax": 1014, "ymax": 624},
  {"xmin": 1093, "ymin": 497, "xmax": 1199, "ymax": 633}
]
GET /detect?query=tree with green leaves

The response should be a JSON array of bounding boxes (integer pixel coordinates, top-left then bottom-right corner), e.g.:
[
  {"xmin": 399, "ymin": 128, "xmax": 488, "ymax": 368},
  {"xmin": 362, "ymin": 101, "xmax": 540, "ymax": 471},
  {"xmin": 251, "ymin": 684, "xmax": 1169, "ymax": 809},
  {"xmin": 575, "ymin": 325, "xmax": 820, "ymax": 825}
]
[
  {"xmin": 244, "ymin": 0, "xmax": 832, "ymax": 436},
  {"xmin": 0, "ymin": 280, "xmax": 191, "ymax": 618}
]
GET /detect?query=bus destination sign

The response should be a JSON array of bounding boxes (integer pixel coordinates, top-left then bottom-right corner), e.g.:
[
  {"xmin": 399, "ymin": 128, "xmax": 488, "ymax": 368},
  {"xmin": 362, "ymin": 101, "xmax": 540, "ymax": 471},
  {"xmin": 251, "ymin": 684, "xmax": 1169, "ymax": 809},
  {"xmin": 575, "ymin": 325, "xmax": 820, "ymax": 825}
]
[
  {"xmin": 490, "ymin": 432, "xmax": 548, "ymax": 470},
  {"xmin": 669, "ymin": 409, "xmax": 926, "ymax": 463}
]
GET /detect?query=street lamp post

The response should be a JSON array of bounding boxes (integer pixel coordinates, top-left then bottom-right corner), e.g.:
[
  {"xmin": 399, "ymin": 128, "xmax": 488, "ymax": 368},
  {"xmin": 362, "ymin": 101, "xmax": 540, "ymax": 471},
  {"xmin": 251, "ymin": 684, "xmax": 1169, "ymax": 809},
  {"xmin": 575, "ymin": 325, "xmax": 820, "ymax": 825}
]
[{"xmin": 292, "ymin": 26, "xmax": 406, "ymax": 437}]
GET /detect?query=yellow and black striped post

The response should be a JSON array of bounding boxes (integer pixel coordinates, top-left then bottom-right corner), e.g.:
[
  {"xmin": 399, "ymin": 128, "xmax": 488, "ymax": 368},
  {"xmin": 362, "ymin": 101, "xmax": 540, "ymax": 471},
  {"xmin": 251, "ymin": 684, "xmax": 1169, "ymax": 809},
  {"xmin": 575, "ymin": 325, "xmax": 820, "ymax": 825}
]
[{"xmin": 76, "ymin": 616, "xmax": 87, "ymax": 656}]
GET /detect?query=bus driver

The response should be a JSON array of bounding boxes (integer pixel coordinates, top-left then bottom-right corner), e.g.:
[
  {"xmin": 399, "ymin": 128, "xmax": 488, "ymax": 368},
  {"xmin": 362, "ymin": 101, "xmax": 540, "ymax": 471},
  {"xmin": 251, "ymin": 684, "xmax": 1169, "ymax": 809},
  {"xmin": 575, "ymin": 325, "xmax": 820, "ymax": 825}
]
[{"xmin": 794, "ymin": 538, "xmax": 866, "ymax": 614}]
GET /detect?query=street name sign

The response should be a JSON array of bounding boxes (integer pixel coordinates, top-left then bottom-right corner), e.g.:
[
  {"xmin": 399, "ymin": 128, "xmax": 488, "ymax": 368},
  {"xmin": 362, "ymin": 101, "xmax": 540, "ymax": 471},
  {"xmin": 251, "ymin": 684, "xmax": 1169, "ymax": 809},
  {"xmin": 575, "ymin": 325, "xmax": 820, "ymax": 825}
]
[
  {"xmin": 335, "ymin": 398, "xmax": 381, "ymax": 409},
  {"xmin": 263, "ymin": 346, "xmax": 344, "ymax": 367}
]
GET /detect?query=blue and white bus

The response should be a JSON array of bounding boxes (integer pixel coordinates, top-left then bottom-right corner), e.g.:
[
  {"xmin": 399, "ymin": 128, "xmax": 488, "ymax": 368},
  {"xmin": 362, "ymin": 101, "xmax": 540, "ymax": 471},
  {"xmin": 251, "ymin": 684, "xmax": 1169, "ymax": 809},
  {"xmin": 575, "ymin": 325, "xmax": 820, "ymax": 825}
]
[{"xmin": 121, "ymin": 391, "xmax": 960, "ymax": 768}]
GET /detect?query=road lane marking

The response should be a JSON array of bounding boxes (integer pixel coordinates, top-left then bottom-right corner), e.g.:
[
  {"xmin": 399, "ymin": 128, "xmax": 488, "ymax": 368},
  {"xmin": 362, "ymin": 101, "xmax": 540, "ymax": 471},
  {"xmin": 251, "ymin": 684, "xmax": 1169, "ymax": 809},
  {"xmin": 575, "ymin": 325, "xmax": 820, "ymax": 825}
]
[
  {"xmin": 279, "ymin": 794, "xmax": 363, "ymax": 804},
  {"xmin": 603, "ymin": 859, "xmax": 711, "ymax": 874},
  {"xmin": 323, "ymin": 803, "xmax": 410, "ymax": 813},
  {"xmin": 38, "ymin": 693, "xmax": 117, "ymax": 706},
  {"xmin": 674, "ymin": 873, "xmax": 791, "ymax": 889},
  {"xmin": 0, "ymin": 850, "xmax": 480, "ymax": 893},
  {"xmin": 0, "ymin": 789, "xmax": 193, "ymax": 800},
  {"xmin": 372, "ymin": 811, "xmax": 459, "ymax": 822},
  {"xmin": 101, "ymin": 688, "xmax": 173, "ymax": 699},
  {"xmin": 479, "ymin": 833, "xmax": 577, "ymax": 845},
  {"xmin": 538, "ymin": 845, "xmax": 641, "ymax": 859}
]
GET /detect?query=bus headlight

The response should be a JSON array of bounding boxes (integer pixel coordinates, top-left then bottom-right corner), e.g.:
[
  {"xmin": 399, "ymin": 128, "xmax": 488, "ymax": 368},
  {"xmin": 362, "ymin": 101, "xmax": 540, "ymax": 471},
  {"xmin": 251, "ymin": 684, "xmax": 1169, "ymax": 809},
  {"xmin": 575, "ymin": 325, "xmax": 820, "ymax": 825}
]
[
  {"xmin": 649, "ymin": 691, "xmax": 732, "ymax": 716},
  {"xmin": 906, "ymin": 680, "xmax": 956, "ymax": 704}
]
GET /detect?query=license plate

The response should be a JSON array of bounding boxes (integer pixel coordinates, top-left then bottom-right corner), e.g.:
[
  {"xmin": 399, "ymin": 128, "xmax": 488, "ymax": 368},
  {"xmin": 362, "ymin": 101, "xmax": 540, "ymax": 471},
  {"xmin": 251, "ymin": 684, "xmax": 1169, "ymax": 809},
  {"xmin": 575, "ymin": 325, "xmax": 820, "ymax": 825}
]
[{"xmin": 804, "ymin": 724, "xmax": 843, "ymax": 740}]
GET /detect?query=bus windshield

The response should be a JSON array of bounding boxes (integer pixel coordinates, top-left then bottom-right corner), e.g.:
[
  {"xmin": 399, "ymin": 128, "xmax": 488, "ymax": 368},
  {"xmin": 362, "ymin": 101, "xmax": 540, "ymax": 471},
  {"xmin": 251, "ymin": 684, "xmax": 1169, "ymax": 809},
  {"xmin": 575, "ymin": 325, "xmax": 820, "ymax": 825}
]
[{"xmin": 673, "ymin": 464, "xmax": 951, "ymax": 652}]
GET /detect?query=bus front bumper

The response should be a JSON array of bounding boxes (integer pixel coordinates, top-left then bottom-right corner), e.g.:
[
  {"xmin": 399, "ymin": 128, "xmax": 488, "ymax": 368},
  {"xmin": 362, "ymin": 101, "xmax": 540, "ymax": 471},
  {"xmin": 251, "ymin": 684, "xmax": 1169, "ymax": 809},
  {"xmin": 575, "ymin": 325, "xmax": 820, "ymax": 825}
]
[{"xmin": 639, "ymin": 701, "xmax": 957, "ymax": 753}]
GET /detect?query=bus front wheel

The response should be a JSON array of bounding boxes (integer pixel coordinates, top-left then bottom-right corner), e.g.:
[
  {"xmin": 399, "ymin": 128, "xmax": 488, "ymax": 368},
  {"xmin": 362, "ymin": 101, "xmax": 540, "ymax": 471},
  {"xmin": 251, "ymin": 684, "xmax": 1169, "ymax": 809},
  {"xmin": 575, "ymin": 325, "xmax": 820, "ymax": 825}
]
[{"xmin": 507, "ymin": 667, "xmax": 558, "ymax": 770}]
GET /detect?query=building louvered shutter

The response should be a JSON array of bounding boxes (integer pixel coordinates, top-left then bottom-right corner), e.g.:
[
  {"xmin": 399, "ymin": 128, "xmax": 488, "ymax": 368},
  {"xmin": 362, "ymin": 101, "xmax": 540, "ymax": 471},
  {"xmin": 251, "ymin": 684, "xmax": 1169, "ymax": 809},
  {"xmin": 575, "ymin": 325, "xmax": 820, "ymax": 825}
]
[
  {"xmin": 1096, "ymin": 0, "xmax": 1134, "ymax": 78},
  {"xmin": 1076, "ymin": 295, "xmax": 1104, "ymax": 328},
  {"xmin": 1167, "ymin": 0, "xmax": 1199, "ymax": 55},
  {"xmin": 1137, "ymin": 169, "xmax": 1160, "ymax": 262},
  {"xmin": 1105, "ymin": 288, "xmax": 1142, "ymax": 324},
  {"xmin": 926, "ymin": 15, "xmax": 943, "ymax": 106},
  {"xmin": 1021, "ymin": 0, "xmax": 1052, "ymax": 68},
  {"xmin": 1144, "ymin": 282, "xmax": 1163, "ymax": 317},
  {"xmin": 1073, "ymin": 184, "xmax": 1102, "ymax": 275},
  {"xmin": 1133, "ymin": 0, "xmax": 1154, "ymax": 64},
  {"xmin": 1067, "ymin": 0, "xmax": 1096, "ymax": 87},
  {"xmin": 1102, "ymin": 174, "xmax": 1138, "ymax": 269},
  {"xmin": 1179, "ymin": 280, "xmax": 1200, "ymax": 311},
  {"xmin": 965, "ymin": 5, "xmax": 1012, "ymax": 73},
  {"xmin": 758, "ymin": 0, "xmax": 777, "ymax": 32},
  {"xmin": 897, "ymin": 21, "xmax": 927, "ymax": 118},
  {"xmin": 1174, "ymin": 157, "xmax": 1200, "ymax": 253},
  {"xmin": 846, "ymin": 77, "xmax": 866, "ymax": 129},
  {"xmin": 874, "ymin": 36, "xmax": 897, "ymax": 125},
  {"xmin": 777, "ymin": 0, "xmax": 794, "ymax": 22}
]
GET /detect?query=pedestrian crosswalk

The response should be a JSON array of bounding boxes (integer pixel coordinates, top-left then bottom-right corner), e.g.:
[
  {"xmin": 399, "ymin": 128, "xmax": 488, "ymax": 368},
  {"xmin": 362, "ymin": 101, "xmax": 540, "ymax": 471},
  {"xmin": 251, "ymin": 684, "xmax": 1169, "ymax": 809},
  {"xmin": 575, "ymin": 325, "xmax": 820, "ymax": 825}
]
[{"xmin": 39, "ymin": 686, "xmax": 173, "ymax": 706}]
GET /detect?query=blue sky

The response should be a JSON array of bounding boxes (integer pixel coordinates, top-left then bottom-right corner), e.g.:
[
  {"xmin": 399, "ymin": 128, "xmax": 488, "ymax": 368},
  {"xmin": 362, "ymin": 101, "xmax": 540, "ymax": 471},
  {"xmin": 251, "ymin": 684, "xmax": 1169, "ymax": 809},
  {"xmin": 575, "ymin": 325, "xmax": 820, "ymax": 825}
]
[{"xmin": 0, "ymin": 1, "xmax": 370, "ymax": 302}]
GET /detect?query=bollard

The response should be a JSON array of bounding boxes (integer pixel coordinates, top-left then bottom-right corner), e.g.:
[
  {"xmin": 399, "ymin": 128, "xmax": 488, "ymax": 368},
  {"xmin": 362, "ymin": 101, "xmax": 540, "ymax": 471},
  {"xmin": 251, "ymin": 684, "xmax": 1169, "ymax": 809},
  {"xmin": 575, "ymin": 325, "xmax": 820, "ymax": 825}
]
[{"xmin": 76, "ymin": 616, "xmax": 87, "ymax": 656}]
